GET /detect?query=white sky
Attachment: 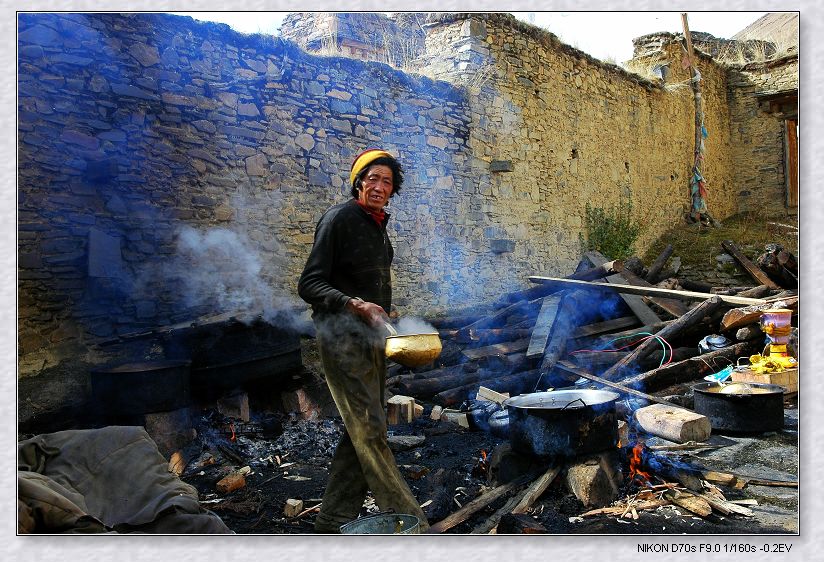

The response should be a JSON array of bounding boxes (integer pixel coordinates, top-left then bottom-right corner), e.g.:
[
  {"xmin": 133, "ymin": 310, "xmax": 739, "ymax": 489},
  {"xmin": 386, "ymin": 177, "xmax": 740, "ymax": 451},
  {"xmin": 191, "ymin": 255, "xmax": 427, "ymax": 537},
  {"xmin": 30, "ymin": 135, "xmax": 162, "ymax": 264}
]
[{"xmin": 175, "ymin": 11, "xmax": 767, "ymax": 64}]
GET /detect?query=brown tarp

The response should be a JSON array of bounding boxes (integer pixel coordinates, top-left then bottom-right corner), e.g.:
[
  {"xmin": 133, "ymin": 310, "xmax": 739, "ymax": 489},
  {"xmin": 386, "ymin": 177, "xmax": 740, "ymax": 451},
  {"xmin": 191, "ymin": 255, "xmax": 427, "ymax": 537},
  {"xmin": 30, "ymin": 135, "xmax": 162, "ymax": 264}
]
[{"xmin": 18, "ymin": 425, "xmax": 231, "ymax": 534}]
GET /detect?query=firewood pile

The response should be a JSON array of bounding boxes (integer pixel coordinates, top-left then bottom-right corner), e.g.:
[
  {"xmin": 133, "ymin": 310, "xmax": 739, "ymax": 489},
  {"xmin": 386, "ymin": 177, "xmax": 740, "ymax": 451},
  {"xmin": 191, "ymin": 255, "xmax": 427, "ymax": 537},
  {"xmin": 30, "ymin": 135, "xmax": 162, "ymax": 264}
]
[{"xmin": 392, "ymin": 245, "xmax": 798, "ymax": 415}]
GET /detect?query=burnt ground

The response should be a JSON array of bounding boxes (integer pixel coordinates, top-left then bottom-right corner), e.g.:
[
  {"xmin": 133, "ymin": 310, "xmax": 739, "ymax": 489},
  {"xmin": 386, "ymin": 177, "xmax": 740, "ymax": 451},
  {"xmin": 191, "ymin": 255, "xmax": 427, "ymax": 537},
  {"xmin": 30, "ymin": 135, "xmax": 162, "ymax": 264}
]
[{"xmin": 178, "ymin": 337, "xmax": 798, "ymax": 536}]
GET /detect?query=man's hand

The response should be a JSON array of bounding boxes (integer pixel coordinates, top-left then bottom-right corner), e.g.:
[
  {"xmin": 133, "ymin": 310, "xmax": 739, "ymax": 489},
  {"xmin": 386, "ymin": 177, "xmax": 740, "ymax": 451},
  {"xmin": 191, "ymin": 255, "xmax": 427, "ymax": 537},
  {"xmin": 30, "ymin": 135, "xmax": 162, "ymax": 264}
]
[{"xmin": 346, "ymin": 297, "xmax": 389, "ymax": 328}]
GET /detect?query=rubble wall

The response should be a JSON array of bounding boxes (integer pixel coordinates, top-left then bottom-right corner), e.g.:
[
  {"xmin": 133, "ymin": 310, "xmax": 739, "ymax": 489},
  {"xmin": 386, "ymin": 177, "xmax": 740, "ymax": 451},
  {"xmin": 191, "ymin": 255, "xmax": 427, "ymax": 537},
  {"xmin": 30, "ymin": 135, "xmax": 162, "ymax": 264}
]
[
  {"xmin": 727, "ymin": 55, "xmax": 799, "ymax": 216},
  {"xmin": 18, "ymin": 12, "xmax": 741, "ymax": 380}
]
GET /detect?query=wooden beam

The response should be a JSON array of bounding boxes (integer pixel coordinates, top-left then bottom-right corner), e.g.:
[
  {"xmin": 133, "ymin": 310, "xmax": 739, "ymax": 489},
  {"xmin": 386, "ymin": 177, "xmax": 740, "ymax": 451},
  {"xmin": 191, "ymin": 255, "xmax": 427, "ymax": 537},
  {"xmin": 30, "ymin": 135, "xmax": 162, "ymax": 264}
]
[
  {"xmin": 599, "ymin": 296, "xmax": 724, "ymax": 380},
  {"xmin": 585, "ymin": 251, "xmax": 662, "ymax": 325},
  {"xmin": 721, "ymin": 239, "xmax": 781, "ymax": 290},
  {"xmin": 619, "ymin": 268, "xmax": 691, "ymax": 317},
  {"xmin": 527, "ymin": 276, "xmax": 767, "ymax": 306},
  {"xmin": 556, "ymin": 361, "xmax": 690, "ymax": 410},
  {"xmin": 461, "ymin": 338, "xmax": 530, "ymax": 360},
  {"xmin": 645, "ymin": 244, "xmax": 674, "ymax": 283}
]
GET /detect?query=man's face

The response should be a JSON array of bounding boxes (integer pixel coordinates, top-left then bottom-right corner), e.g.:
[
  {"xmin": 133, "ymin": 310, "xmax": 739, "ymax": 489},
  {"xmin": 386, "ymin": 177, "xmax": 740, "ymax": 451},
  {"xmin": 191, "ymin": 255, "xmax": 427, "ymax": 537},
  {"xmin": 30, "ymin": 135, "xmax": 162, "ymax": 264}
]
[{"xmin": 357, "ymin": 164, "xmax": 393, "ymax": 213}]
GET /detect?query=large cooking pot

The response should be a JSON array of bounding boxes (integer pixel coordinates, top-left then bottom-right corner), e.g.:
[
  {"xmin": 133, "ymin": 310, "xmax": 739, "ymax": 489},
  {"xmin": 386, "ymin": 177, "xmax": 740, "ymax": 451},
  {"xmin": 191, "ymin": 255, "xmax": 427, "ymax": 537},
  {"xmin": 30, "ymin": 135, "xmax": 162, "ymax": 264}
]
[
  {"xmin": 91, "ymin": 359, "xmax": 191, "ymax": 416},
  {"xmin": 693, "ymin": 381, "xmax": 785, "ymax": 433},
  {"xmin": 503, "ymin": 389, "xmax": 620, "ymax": 458},
  {"xmin": 383, "ymin": 322, "xmax": 442, "ymax": 368}
]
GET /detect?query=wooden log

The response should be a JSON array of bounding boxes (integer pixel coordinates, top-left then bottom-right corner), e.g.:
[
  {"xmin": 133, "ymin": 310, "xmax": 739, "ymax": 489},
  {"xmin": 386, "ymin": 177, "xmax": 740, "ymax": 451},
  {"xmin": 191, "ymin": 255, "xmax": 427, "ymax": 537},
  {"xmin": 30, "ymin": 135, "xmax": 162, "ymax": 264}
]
[
  {"xmin": 568, "ymin": 347, "xmax": 698, "ymax": 372},
  {"xmin": 633, "ymin": 403, "xmax": 711, "ymax": 443},
  {"xmin": 695, "ymin": 492, "xmax": 754, "ymax": 517},
  {"xmin": 570, "ymin": 316, "xmax": 638, "ymax": 338},
  {"xmin": 777, "ymin": 249, "xmax": 797, "ymax": 274},
  {"xmin": 457, "ymin": 300, "xmax": 533, "ymax": 338},
  {"xmin": 397, "ymin": 367, "xmax": 507, "ymax": 398},
  {"xmin": 555, "ymin": 361, "xmax": 690, "ymax": 410},
  {"xmin": 537, "ymin": 291, "xmax": 594, "ymax": 383},
  {"xmin": 216, "ymin": 472, "xmax": 246, "ymax": 494},
  {"xmin": 494, "ymin": 260, "xmax": 624, "ymax": 308},
  {"xmin": 737, "ymin": 285, "xmax": 772, "ymax": 298},
  {"xmin": 678, "ymin": 278, "xmax": 713, "ymax": 293},
  {"xmin": 585, "ymin": 251, "xmax": 661, "ymax": 325},
  {"xmin": 433, "ymin": 369, "xmax": 542, "ymax": 407},
  {"xmin": 568, "ymin": 319, "xmax": 673, "ymax": 351},
  {"xmin": 387, "ymin": 395, "xmax": 415, "ymax": 424},
  {"xmin": 465, "ymin": 328, "xmax": 533, "ymax": 345},
  {"xmin": 721, "ymin": 240, "xmax": 781, "ymax": 290},
  {"xmin": 429, "ymin": 313, "xmax": 490, "ymax": 329},
  {"xmin": 619, "ymin": 341, "xmax": 758, "ymax": 394},
  {"xmin": 645, "ymin": 244, "xmax": 674, "ymax": 283},
  {"xmin": 528, "ymin": 276, "xmax": 767, "ymax": 306},
  {"xmin": 720, "ymin": 296, "xmax": 798, "ymax": 331},
  {"xmin": 599, "ymin": 296, "xmax": 725, "ymax": 380},
  {"xmin": 462, "ymin": 338, "xmax": 531, "ymax": 360},
  {"xmin": 427, "ymin": 476, "xmax": 531, "ymax": 534},
  {"xmin": 496, "ymin": 513, "xmax": 548, "ymax": 534},
  {"xmin": 526, "ymin": 293, "xmax": 564, "ymax": 359},
  {"xmin": 620, "ymin": 268, "xmax": 690, "ymax": 317}
]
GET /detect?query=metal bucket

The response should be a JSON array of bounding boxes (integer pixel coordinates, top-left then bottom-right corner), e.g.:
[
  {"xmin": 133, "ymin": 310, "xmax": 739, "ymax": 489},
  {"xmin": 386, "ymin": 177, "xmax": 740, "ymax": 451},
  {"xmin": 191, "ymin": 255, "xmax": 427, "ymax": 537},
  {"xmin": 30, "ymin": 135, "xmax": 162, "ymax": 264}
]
[{"xmin": 339, "ymin": 513, "xmax": 420, "ymax": 534}]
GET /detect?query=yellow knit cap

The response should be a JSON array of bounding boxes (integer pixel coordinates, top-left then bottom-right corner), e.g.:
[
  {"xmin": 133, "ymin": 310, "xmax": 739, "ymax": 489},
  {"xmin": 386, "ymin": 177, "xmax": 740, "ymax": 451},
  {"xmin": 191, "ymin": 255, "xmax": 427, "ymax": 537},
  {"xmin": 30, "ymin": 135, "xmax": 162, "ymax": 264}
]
[{"xmin": 349, "ymin": 149, "xmax": 393, "ymax": 186}]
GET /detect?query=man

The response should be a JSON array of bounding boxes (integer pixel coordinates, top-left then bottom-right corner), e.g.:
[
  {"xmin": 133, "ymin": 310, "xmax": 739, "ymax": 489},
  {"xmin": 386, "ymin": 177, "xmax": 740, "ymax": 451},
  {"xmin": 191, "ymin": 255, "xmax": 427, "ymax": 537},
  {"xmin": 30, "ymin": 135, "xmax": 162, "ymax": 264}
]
[{"xmin": 298, "ymin": 149, "xmax": 430, "ymax": 534}]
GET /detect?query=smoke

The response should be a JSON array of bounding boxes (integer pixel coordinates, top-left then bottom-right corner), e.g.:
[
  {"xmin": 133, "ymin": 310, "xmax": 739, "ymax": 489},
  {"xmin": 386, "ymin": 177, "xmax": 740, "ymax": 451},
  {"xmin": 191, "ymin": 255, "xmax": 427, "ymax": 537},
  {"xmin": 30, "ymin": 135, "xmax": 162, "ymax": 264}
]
[
  {"xmin": 395, "ymin": 316, "xmax": 437, "ymax": 335},
  {"xmin": 142, "ymin": 224, "xmax": 311, "ymax": 333}
]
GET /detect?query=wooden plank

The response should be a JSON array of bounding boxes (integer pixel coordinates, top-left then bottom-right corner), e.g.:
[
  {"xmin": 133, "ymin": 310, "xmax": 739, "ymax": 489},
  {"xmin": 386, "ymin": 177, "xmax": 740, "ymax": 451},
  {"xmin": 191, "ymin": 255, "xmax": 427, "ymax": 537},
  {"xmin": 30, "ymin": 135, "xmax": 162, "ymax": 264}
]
[
  {"xmin": 785, "ymin": 119, "xmax": 798, "ymax": 208},
  {"xmin": 721, "ymin": 240, "xmax": 781, "ymax": 290},
  {"xmin": 526, "ymin": 294, "xmax": 563, "ymax": 358},
  {"xmin": 528, "ymin": 275, "xmax": 768, "ymax": 307},
  {"xmin": 494, "ymin": 260, "xmax": 623, "ymax": 308},
  {"xmin": 556, "ymin": 361, "xmax": 690, "ymax": 410},
  {"xmin": 585, "ymin": 251, "xmax": 661, "ymax": 325}
]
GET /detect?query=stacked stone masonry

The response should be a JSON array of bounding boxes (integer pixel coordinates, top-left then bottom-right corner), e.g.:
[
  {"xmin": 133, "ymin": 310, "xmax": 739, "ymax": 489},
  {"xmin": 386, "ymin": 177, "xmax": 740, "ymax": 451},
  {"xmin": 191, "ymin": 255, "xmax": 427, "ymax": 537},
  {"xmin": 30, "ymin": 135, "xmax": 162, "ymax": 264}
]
[{"xmin": 18, "ymin": 12, "xmax": 797, "ymax": 378}]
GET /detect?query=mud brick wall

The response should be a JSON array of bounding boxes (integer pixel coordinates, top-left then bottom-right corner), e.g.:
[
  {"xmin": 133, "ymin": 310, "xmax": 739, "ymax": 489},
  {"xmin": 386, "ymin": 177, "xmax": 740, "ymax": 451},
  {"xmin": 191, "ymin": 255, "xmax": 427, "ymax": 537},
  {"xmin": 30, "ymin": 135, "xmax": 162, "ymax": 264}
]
[
  {"xmin": 727, "ymin": 55, "xmax": 799, "ymax": 216},
  {"xmin": 18, "ymin": 12, "xmax": 763, "ymax": 383}
]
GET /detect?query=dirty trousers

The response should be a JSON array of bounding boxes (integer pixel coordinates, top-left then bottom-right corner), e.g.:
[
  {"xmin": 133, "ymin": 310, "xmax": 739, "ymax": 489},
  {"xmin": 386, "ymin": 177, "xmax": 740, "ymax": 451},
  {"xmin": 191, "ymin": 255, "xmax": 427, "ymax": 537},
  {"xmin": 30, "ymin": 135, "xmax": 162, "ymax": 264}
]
[{"xmin": 313, "ymin": 330, "xmax": 429, "ymax": 533}]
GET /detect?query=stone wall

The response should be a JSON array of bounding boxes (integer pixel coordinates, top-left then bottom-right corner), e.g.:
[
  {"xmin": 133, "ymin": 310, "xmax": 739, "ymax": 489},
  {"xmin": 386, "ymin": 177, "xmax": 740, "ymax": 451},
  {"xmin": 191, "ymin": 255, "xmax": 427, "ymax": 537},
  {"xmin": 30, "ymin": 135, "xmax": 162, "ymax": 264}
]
[
  {"xmin": 727, "ymin": 54, "xmax": 799, "ymax": 216},
  {"xmin": 18, "ymin": 12, "xmax": 754, "ymax": 383}
]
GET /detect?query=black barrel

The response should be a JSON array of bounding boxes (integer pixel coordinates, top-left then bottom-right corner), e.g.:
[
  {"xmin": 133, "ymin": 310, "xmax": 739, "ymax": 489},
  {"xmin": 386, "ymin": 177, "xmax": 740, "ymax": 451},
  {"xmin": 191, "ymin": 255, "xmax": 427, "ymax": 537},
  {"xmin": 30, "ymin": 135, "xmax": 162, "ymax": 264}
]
[{"xmin": 692, "ymin": 381, "xmax": 784, "ymax": 433}]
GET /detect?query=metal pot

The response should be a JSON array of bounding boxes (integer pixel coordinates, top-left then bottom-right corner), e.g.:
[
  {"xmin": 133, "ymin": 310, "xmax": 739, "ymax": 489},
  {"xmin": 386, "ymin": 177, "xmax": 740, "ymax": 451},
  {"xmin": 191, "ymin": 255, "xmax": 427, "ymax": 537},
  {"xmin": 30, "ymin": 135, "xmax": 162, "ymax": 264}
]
[
  {"xmin": 383, "ymin": 322, "xmax": 442, "ymax": 368},
  {"xmin": 693, "ymin": 381, "xmax": 785, "ymax": 433},
  {"xmin": 503, "ymin": 389, "xmax": 620, "ymax": 458}
]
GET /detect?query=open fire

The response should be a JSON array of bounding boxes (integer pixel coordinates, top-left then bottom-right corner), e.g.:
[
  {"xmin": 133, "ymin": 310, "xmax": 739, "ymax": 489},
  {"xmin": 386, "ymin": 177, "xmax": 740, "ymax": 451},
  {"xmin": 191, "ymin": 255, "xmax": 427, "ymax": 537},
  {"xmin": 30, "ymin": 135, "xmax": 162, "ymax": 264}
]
[{"xmin": 628, "ymin": 442, "xmax": 652, "ymax": 485}]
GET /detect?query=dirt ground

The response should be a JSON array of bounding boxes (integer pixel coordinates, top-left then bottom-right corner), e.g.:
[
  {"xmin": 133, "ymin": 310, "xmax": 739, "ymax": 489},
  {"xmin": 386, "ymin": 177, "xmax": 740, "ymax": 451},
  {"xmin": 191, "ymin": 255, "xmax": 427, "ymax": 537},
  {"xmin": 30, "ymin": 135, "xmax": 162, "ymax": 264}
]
[{"xmin": 179, "ymin": 336, "xmax": 796, "ymax": 535}]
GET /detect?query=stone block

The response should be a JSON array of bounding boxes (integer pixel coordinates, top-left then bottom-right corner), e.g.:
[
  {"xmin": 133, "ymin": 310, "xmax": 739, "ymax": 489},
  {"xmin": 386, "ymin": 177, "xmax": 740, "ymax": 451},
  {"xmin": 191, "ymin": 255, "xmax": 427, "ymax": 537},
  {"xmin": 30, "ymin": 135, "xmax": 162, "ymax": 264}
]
[
  {"xmin": 490, "ymin": 239, "xmax": 515, "ymax": 254},
  {"xmin": 564, "ymin": 450, "xmax": 621, "ymax": 508},
  {"xmin": 217, "ymin": 392, "xmax": 250, "ymax": 422}
]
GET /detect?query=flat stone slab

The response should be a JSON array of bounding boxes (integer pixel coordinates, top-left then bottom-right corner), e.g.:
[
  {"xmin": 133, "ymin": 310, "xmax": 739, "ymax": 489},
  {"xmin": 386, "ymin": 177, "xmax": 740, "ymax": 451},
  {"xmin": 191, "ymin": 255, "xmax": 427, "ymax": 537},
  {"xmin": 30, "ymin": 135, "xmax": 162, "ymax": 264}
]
[{"xmin": 387, "ymin": 434, "xmax": 425, "ymax": 452}]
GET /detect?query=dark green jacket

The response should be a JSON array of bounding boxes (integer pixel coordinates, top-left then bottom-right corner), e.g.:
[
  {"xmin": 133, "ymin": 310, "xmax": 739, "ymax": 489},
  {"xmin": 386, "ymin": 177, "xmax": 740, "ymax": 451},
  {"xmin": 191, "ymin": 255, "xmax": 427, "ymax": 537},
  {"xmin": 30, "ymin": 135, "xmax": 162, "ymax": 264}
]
[{"xmin": 298, "ymin": 199, "xmax": 393, "ymax": 315}]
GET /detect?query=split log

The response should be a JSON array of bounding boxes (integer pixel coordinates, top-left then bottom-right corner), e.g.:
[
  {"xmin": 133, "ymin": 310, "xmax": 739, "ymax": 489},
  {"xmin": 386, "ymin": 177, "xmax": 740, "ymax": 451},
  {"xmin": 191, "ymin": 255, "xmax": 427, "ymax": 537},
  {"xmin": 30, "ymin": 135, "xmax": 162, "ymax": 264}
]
[
  {"xmin": 464, "ymin": 328, "xmax": 533, "ymax": 345},
  {"xmin": 619, "ymin": 341, "xmax": 758, "ymax": 394},
  {"xmin": 664, "ymin": 489, "xmax": 712, "ymax": 517},
  {"xmin": 599, "ymin": 296, "xmax": 724, "ymax": 381},
  {"xmin": 494, "ymin": 260, "xmax": 624, "ymax": 308},
  {"xmin": 556, "ymin": 361, "xmax": 690, "ymax": 410},
  {"xmin": 471, "ymin": 464, "xmax": 561, "ymax": 534},
  {"xmin": 537, "ymin": 291, "xmax": 595, "ymax": 383},
  {"xmin": 432, "ymin": 369, "xmax": 542, "ymax": 407},
  {"xmin": 645, "ymin": 244, "xmax": 674, "ymax": 283},
  {"xmin": 585, "ymin": 251, "xmax": 661, "ymax": 325},
  {"xmin": 720, "ymin": 296, "xmax": 798, "ymax": 331},
  {"xmin": 633, "ymin": 403, "xmax": 711, "ymax": 443},
  {"xmin": 695, "ymin": 492, "xmax": 753, "ymax": 517},
  {"xmin": 720, "ymin": 240, "xmax": 781, "ymax": 290},
  {"xmin": 427, "ymin": 475, "xmax": 532, "ymax": 534}
]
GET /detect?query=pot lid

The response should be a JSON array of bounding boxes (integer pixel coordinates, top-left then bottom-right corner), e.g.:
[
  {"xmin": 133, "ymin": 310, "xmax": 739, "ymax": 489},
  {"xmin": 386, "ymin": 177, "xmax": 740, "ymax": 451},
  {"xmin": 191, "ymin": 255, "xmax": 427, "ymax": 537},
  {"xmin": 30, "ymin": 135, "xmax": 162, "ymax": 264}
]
[{"xmin": 503, "ymin": 389, "xmax": 619, "ymax": 410}]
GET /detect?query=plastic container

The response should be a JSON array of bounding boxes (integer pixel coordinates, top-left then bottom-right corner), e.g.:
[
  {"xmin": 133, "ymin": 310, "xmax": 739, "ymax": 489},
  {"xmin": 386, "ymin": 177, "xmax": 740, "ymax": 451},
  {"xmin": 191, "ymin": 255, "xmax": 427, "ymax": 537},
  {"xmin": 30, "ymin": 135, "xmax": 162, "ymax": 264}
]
[
  {"xmin": 339, "ymin": 513, "xmax": 420, "ymax": 534},
  {"xmin": 760, "ymin": 309, "xmax": 793, "ymax": 345}
]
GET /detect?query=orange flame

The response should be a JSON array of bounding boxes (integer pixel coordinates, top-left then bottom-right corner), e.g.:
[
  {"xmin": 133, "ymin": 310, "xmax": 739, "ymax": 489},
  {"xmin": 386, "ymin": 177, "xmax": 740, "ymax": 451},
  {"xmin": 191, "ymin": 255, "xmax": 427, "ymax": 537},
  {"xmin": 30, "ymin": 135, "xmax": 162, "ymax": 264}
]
[
  {"xmin": 628, "ymin": 443, "xmax": 651, "ymax": 484},
  {"xmin": 229, "ymin": 422, "xmax": 236, "ymax": 442},
  {"xmin": 480, "ymin": 449, "xmax": 487, "ymax": 462}
]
